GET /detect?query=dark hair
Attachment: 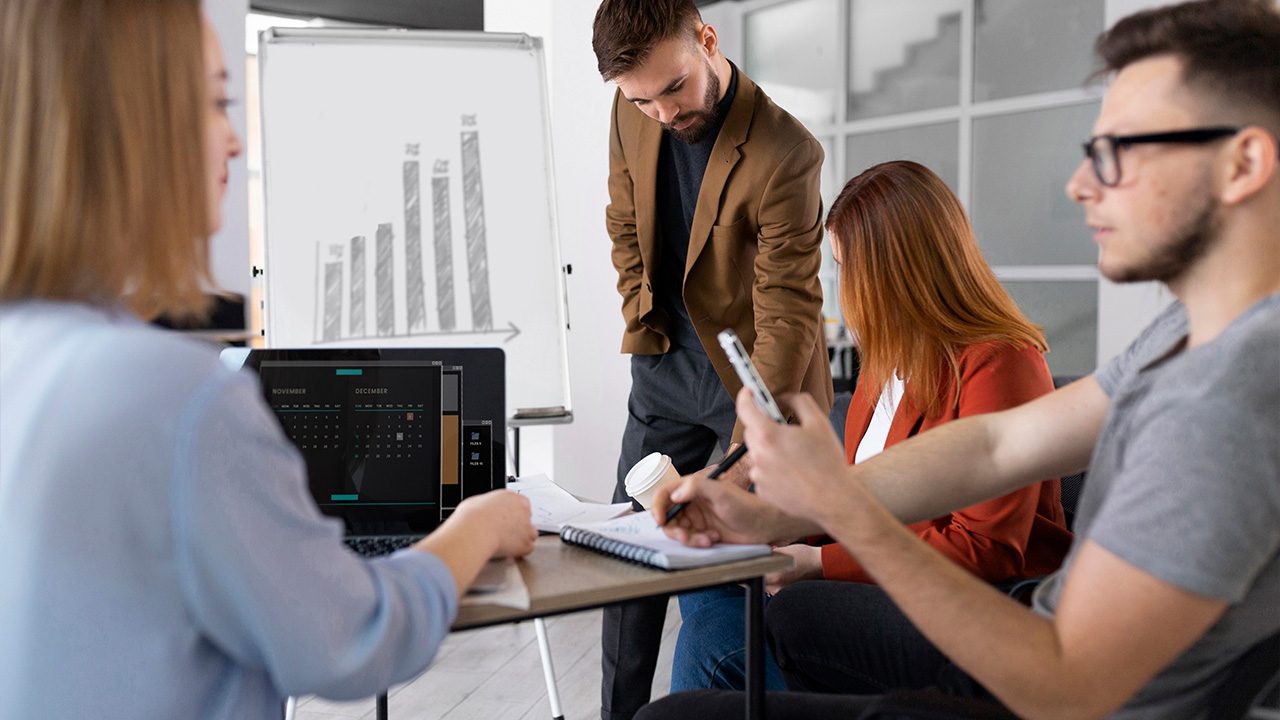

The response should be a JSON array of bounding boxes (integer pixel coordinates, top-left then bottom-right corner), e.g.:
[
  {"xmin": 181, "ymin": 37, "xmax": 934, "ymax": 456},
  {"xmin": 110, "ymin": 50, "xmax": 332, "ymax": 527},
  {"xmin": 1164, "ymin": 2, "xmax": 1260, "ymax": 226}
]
[
  {"xmin": 592, "ymin": 0, "xmax": 702, "ymax": 81},
  {"xmin": 1097, "ymin": 0, "xmax": 1280, "ymax": 127}
]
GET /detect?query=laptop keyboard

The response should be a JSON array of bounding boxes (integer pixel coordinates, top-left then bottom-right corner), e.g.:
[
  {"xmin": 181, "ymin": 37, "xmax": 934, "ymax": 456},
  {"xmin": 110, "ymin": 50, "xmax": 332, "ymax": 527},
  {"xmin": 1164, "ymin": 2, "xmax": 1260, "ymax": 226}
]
[{"xmin": 344, "ymin": 535, "xmax": 425, "ymax": 557}]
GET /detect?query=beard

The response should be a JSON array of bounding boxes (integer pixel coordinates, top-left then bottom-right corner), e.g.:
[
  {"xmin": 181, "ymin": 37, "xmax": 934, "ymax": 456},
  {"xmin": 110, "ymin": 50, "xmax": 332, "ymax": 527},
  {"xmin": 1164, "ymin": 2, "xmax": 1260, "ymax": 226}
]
[
  {"xmin": 1105, "ymin": 184, "xmax": 1220, "ymax": 285},
  {"xmin": 663, "ymin": 60, "xmax": 722, "ymax": 144}
]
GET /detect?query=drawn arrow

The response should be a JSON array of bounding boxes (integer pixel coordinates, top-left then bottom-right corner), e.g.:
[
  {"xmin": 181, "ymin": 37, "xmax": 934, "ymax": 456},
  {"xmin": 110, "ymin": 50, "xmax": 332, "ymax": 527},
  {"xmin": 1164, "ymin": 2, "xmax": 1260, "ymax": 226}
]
[{"xmin": 312, "ymin": 321, "xmax": 522, "ymax": 345}]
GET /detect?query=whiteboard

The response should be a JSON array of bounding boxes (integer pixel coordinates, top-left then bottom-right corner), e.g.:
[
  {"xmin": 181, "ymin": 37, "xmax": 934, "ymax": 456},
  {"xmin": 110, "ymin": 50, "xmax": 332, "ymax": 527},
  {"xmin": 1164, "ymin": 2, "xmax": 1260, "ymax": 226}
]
[{"xmin": 258, "ymin": 29, "xmax": 571, "ymax": 421}]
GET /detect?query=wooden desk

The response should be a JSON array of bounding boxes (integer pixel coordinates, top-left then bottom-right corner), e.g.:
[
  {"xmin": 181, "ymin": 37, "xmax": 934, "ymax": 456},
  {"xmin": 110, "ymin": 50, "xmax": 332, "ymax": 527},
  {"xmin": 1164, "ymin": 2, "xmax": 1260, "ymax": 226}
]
[{"xmin": 452, "ymin": 536, "xmax": 791, "ymax": 720}]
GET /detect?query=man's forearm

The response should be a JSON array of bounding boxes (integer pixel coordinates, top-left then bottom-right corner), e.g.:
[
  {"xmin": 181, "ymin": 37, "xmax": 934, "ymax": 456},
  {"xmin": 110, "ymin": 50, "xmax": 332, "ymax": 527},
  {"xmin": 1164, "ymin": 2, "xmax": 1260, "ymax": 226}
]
[
  {"xmin": 852, "ymin": 379, "xmax": 1105, "ymax": 524},
  {"xmin": 850, "ymin": 414, "xmax": 1014, "ymax": 524},
  {"xmin": 415, "ymin": 516, "xmax": 499, "ymax": 601},
  {"xmin": 818, "ymin": 494, "xmax": 1087, "ymax": 719}
]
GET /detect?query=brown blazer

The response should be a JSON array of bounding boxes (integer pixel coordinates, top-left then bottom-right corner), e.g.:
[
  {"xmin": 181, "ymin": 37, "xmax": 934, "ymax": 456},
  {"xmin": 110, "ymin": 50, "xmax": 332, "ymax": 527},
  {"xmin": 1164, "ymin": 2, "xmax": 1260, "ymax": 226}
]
[{"xmin": 605, "ymin": 69, "xmax": 833, "ymax": 440}]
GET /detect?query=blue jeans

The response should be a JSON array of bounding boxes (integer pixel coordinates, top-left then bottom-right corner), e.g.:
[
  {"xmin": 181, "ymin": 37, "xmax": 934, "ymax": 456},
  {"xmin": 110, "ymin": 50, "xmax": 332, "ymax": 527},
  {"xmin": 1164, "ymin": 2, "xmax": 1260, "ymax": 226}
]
[{"xmin": 671, "ymin": 586, "xmax": 787, "ymax": 692}]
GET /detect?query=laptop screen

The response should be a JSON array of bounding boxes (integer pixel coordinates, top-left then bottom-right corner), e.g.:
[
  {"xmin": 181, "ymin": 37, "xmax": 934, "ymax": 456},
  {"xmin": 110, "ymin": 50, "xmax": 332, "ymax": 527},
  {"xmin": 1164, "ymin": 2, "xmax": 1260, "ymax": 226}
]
[
  {"xmin": 237, "ymin": 347, "xmax": 507, "ymax": 537},
  {"xmin": 252, "ymin": 355, "xmax": 443, "ymax": 536}
]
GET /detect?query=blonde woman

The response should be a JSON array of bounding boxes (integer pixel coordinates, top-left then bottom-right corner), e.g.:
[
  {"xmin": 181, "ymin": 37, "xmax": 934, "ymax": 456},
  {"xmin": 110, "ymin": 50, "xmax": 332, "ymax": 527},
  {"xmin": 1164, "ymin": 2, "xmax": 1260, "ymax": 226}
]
[{"xmin": 0, "ymin": 2, "xmax": 535, "ymax": 717}]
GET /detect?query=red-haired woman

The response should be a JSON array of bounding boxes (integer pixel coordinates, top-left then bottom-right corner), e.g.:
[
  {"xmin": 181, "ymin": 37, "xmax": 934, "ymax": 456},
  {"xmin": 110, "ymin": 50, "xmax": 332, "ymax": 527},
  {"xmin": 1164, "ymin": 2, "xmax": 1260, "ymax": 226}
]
[{"xmin": 671, "ymin": 160, "xmax": 1072, "ymax": 694}]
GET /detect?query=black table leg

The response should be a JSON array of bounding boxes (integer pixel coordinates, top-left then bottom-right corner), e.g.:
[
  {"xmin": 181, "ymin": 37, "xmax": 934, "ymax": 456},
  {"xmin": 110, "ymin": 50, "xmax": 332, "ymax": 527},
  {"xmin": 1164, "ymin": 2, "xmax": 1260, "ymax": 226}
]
[
  {"xmin": 377, "ymin": 692, "xmax": 388, "ymax": 720},
  {"xmin": 745, "ymin": 577, "xmax": 765, "ymax": 720}
]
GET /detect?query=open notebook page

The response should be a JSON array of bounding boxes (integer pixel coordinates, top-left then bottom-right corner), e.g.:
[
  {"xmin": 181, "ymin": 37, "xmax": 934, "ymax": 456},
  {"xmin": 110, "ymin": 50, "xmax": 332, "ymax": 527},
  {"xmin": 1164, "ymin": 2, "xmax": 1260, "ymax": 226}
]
[{"xmin": 562, "ymin": 512, "xmax": 772, "ymax": 570}]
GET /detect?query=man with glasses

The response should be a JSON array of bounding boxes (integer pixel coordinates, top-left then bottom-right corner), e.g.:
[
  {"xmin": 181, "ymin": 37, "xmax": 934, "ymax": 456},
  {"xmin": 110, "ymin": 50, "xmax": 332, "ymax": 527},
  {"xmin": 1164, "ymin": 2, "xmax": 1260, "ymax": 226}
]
[{"xmin": 637, "ymin": 1, "xmax": 1280, "ymax": 718}]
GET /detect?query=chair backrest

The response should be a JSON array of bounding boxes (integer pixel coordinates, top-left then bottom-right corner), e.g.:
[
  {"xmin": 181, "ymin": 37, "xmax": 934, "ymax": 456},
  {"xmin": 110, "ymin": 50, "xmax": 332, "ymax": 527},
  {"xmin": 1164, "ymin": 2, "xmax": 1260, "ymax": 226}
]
[
  {"xmin": 1210, "ymin": 629, "xmax": 1280, "ymax": 719},
  {"xmin": 1050, "ymin": 375, "xmax": 1088, "ymax": 530},
  {"xmin": 1059, "ymin": 471, "xmax": 1086, "ymax": 531},
  {"xmin": 830, "ymin": 391, "xmax": 853, "ymax": 442}
]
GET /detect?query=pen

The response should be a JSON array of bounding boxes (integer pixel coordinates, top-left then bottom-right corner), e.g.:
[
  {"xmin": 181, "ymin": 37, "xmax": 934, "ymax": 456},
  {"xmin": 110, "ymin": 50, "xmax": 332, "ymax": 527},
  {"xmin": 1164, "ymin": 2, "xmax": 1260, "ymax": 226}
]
[
  {"xmin": 661, "ymin": 414, "xmax": 795, "ymax": 526},
  {"xmin": 662, "ymin": 443, "xmax": 748, "ymax": 525}
]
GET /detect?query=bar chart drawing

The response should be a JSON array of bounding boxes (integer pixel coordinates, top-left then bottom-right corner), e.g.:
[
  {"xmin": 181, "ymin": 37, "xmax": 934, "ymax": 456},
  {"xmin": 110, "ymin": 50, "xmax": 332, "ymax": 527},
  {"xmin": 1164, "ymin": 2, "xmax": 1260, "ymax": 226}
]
[
  {"xmin": 432, "ymin": 159, "xmax": 456, "ymax": 332},
  {"xmin": 260, "ymin": 29, "xmax": 572, "ymax": 417},
  {"xmin": 350, "ymin": 235, "xmax": 366, "ymax": 337},
  {"xmin": 314, "ymin": 116, "xmax": 500, "ymax": 344},
  {"xmin": 375, "ymin": 222, "xmax": 395, "ymax": 337},
  {"xmin": 403, "ymin": 144, "xmax": 427, "ymax": 335},
  {"xmin": 322, "ymin": 245, "xmax": 342, "ymax": 342},
  {"xmin": 461, "ymin": 115, "xmax": 492, "ymax": 331}
]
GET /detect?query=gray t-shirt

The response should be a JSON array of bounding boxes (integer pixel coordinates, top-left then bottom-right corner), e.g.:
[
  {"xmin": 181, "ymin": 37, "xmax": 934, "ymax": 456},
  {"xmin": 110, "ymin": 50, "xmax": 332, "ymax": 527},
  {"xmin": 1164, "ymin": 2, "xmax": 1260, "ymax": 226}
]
[{"xmin": 1032, "ymin": 294, "xmax": 1280, "ymax": 719}]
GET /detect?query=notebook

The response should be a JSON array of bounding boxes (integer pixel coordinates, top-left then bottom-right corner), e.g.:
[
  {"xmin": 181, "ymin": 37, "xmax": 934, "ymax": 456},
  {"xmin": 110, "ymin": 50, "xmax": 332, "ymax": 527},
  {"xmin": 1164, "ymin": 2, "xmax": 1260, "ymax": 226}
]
[{"xmin": 560, "ymin": 512, "xmax": 773, "ymax": 570}]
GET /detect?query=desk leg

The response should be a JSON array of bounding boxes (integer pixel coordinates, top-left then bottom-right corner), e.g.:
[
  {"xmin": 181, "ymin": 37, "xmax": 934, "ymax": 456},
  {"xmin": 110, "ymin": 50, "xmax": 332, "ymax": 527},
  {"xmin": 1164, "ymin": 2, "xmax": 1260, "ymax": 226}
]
[
  {"xmin": 534, "ymin": 618, "xmax": 566, "ymax": 720},
  {"xmin": 745, "ymin": 577, "xmax": 765, "ymax": 720},
  {"xmin": 376, "ymin": 692, "xmax": 388, "ymax": 720}
]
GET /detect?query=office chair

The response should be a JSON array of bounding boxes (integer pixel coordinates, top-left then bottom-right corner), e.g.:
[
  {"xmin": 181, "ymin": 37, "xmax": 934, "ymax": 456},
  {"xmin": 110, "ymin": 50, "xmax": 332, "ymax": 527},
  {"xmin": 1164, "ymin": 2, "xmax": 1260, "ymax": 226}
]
[
  {"xmin": 1210, "ymin": 629, "xmax": 1280, "ymax": 719},
  {"xmin": 850, "ymin": 629, "xmax": 1280, "ymax": 720},
  {"xmin": 829, "ymin": 391, "xmax": 854, "ymax": 441}
]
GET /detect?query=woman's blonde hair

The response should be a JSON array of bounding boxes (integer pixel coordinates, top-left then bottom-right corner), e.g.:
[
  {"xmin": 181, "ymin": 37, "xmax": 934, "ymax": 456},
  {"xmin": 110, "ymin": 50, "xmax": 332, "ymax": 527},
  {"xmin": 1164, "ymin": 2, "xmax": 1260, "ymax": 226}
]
[
  {"xmin": 827, "ymin": 161, "xmax": 1047, "ymax": 419},
  {"xmin": 0, "ymin": 0, "xmax": 211, "ymax": 320}
]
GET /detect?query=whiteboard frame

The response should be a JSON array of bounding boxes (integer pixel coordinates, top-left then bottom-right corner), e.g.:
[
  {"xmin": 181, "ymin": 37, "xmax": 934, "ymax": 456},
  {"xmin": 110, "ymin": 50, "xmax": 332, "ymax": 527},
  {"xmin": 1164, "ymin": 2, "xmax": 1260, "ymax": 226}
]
[{"xmin": 257, "ymin": 27, "xmax": 573, "ymax": 424}]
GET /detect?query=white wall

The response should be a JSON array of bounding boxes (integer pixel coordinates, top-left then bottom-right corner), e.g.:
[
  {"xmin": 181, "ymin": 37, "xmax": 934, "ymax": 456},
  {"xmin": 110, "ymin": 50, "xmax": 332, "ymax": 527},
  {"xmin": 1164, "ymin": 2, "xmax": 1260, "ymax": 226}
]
[
  {"xmin": 486, "ymin": 0, "xmax": 628, "ymax": 501},
  {"xmin": 482, "ymin": 0, "xmax": 1181, "ymax": 498},
  {"xmin": 206, "ymin": 0, "xmax": 251, "ymax": 302},
  {"xmin": 720, "ymin": 0, "xmax": 1176, "ymax": 367}
]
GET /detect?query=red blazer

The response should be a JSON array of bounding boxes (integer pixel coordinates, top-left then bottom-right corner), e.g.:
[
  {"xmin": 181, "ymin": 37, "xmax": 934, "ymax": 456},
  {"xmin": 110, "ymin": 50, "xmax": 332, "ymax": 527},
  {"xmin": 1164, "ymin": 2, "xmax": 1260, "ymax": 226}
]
[{"xmin": 821, "ymin": 341, "xmax": 1073, "ymax": 584}]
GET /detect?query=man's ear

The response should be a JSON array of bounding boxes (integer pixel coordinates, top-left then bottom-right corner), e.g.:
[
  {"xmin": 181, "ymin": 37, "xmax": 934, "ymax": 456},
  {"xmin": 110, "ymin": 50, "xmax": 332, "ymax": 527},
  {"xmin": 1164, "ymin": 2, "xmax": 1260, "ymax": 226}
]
[
  {"xmin": 1220, "ymin": 126, "xmax": 1278, "ymax": 206},
  {"xmin": 698, "ymin": 23, "xmax": 720, "ymax": 59}
]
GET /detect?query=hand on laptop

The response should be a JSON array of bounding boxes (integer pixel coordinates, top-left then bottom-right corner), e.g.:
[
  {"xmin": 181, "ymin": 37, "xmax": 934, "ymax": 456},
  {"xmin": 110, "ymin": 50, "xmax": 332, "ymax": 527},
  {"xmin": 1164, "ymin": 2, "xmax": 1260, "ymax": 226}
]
[
  {"xmin": 415, "ymin": 490, "xmax": 536, "ymax": 599},
  {"xmin": 455, "ymin": 490, "xmax": 538, "ymax": 559}
]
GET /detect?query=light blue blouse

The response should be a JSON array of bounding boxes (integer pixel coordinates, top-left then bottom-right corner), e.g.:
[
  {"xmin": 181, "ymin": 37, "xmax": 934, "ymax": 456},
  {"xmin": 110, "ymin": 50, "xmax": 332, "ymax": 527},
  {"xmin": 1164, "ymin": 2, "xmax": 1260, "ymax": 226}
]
[{"xmin": 0, "ymin": 301, "xmax": 457, "ymax": 719}]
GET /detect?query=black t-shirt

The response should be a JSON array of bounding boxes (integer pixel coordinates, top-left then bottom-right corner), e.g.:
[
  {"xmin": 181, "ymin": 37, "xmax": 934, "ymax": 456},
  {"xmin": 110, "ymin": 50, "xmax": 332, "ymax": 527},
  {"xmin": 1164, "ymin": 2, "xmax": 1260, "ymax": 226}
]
[{"xmin": 654, "ymin": 64, "xmax": 739, "ymax": 349}]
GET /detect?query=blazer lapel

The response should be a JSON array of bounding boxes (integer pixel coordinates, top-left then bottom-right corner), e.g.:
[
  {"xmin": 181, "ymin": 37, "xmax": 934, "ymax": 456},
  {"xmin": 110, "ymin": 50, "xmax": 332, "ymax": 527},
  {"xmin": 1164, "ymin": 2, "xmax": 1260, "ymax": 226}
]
[
  {"xmin": 843, "ymin": 380, "xmax": 877, "ymax": 463},
  {"xmin": 631, "ymin": 117, "xmax": 663, "ymax": 275},
  {"xmin": 885, "ymin": 399, "xmax": 924, "ymax": 449},
  {"xmin": 684, "ymin": 71, "xmax": 755, "ymax": 279}
]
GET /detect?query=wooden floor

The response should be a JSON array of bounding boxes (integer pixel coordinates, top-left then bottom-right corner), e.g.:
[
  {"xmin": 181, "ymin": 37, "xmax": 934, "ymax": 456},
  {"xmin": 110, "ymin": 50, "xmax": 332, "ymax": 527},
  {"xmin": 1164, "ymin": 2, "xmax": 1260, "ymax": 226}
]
[{"xmin": 295, "ymin": 599, "xmax": 681, "ymax": 720}]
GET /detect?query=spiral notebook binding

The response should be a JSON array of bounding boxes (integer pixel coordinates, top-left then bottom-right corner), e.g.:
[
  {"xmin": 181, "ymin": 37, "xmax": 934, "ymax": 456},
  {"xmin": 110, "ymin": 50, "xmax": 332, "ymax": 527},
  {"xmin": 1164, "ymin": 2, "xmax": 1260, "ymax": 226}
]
[{"xmin": 562, "ymin": 527, "xmax": 661, "ymax": 568}]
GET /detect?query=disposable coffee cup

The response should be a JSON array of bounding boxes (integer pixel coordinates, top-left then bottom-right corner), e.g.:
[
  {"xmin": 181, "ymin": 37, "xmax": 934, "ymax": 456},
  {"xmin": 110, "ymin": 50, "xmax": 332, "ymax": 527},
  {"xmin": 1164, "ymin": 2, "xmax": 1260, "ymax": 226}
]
[{"xmin": 624, "ymin": 452, "xmax": 680, "ymax": 509}]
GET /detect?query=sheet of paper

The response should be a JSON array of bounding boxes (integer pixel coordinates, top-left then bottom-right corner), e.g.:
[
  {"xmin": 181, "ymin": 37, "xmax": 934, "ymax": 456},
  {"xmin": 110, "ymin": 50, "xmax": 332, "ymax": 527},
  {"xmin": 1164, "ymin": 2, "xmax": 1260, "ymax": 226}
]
[
  {"xmin": 460, "ymin": 558, "xmax": 529, "ymax": 610},
  {"xmin": 509, "ymin": 474, "xmax": 631, "ymax": 533}
]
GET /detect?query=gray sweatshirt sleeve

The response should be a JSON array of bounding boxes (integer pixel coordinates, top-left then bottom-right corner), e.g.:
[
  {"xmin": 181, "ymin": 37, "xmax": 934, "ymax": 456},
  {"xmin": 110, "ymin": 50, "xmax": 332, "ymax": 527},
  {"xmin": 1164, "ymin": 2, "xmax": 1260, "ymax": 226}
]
[{"xmin": 168, "ymin": 370, "xmax": 457, "ymax": 699}]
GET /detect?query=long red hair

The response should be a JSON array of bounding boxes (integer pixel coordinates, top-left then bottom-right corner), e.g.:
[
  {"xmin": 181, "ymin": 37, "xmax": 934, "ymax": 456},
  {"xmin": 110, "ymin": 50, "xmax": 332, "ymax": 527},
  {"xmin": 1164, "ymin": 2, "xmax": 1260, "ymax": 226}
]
[{"xmin": 827, "ymin": 161, "xmax": 1047, "ymax": 418}]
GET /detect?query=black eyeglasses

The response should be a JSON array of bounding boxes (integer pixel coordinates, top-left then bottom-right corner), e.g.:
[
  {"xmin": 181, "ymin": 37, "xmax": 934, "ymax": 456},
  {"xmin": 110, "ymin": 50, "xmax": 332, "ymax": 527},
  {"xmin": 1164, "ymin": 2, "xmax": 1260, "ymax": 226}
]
[{"xmin": 1082, "ymin": 126, "xmax": 1240, "ymax": 186}]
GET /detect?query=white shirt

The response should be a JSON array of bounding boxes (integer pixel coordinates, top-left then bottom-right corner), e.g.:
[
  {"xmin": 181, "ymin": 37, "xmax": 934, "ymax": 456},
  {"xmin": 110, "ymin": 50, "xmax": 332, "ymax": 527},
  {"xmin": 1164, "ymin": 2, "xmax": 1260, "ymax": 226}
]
[{"xmin": 854, "ymin": 372, "xmax": 905, "ymax": 464}]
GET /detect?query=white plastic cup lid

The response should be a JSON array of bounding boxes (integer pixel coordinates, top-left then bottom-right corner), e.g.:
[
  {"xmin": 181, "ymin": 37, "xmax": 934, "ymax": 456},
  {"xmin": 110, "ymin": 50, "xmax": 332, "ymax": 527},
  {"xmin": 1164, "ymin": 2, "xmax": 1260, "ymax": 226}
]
[{"xmin": 624, "ymin": 452, "xmax": 671, "ymax": 495}]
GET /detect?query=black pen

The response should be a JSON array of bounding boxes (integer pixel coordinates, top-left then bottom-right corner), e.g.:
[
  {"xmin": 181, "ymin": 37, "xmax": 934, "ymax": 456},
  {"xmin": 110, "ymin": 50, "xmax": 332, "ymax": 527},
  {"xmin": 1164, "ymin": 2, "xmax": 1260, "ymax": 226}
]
[
  {"xmin": 662, "ymin": 443, "xmax": 748, "ymax": 525},
  {"xmin": 661, "ymin": 412, "xmax": 797, "ymax": 525}
]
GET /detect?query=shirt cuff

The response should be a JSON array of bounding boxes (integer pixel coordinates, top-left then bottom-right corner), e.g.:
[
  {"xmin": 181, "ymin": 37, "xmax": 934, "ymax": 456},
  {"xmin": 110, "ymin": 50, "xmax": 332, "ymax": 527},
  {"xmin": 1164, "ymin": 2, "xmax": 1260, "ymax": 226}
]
[{"xmin": 380, "ymin": 547, "xmax": 459, "ymax": 622}]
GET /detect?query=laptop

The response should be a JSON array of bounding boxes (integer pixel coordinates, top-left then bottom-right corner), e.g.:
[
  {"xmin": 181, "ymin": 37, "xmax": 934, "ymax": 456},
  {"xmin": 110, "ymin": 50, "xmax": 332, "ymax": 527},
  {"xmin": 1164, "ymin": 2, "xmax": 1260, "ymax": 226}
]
[{"xmin": 227, "ymin": 347, "xmax": 506, "ymax": 557}]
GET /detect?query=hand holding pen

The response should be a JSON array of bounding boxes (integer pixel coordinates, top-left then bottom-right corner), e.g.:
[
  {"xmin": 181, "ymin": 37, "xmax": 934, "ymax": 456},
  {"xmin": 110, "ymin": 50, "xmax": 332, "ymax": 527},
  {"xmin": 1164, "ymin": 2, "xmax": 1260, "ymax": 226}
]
[
  {"xmin": 664, "ymin": 329, "xmax": 789, "ymax": 525},
  {"xmin": 649, "ymin": 456, "xmax": 792, "ymax": 547},
  {"xmin": 661, "ymin": 417, "xmax": 793, "ymax": 525},
  {"xmin": 663, "ymin": 442, "xmax": 749, "ymax": 524}
]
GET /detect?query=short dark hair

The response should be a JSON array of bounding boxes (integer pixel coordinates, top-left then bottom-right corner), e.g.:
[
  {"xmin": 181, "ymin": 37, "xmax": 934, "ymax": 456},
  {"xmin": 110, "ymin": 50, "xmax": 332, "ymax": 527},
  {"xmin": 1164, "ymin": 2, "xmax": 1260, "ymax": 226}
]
[
  {"xmin": 1097, "ymin": 0, "xmax": 1280, "ymax": 127},
  {"xmin": 592, "ymin": 0, "xmax": 703, "ymax": 81}
]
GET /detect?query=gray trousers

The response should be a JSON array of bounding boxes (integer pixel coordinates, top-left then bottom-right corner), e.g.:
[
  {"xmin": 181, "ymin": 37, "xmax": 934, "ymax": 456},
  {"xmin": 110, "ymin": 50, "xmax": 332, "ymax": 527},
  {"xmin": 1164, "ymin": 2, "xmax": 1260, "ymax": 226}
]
[{"xmin": 601, "ymin": 347, "xmax": 737, "ymax": 720}]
